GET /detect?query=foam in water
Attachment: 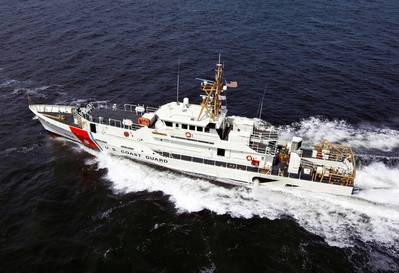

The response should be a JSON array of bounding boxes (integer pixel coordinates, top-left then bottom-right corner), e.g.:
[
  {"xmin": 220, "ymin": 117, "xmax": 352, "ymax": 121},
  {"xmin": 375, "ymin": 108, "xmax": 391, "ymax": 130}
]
[
  {"xmin": 55, "ymin": 97, "xmax": 94, "ymax": 105},
  {"xmin": 0, "ymin": 79, "xmax": 19, "ymax": 87},
  {"xmin": 89, "ymin": 151, "xmax": 399, "ymax": 253},
  {"xmin": 278, "ymin": 117, "xmax": 399, "ymax": 152},
  {"xmin": 355, "ymin": 162, "xmax": 399, "ymax": 206},
  {"xmin": 12, "ymin": 86, "xmax": 50, "ymax": 98},
  {"xmin": 0, "ymin": 77, "xmax": 56, "ymax": 99}
]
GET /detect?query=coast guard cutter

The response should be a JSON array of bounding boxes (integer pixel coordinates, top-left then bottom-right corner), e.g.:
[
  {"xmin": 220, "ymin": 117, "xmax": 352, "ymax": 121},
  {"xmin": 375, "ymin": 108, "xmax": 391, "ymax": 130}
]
[{"xmin": 29, "ymin": 59, "xmax": 356, "ymax": 195}]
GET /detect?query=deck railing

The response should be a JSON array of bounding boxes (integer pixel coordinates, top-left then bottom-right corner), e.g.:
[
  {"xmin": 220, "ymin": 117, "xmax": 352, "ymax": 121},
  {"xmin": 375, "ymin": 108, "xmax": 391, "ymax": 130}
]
[
  {"xmin": 30, "ymin": 104, "xmax": 73, "ymax": 114},
  {"xmin": 249, "ymin": 128, "xmax": 278, "ymax": 155},
  {"xmin": 87, "ymin": 101, "xmax": 159, "ymax": 114},
  {"xmin": 79, "ymin": 101, "xmax": 159, "ymax": 130},
  {"xmin": 79, "ymin": 111, "xmax": 142, "ymax": 131}
]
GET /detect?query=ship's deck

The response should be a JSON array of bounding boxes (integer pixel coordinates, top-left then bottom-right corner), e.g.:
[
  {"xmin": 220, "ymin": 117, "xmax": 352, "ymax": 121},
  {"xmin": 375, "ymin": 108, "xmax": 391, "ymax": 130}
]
[
  {"xmin": 38, "ymin": 107, "xmax": 142, "ymax": 129},
  {"xmin": 38, "ymin": 111, "xmax": 76, "ymax": 127},
  {"xmin": 89, "ymin": 108, "xmax": 141, "ymax": 124}
]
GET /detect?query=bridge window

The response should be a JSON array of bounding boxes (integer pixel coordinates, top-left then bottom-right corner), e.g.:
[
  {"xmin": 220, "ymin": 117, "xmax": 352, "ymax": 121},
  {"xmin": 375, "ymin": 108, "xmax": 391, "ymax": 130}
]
[
  {"xmin": 165, "ymin": 121, "xmax": 172, "ymax": 127},
  {"xmin": 189, "ymin": 125, "xmax": 195, "ymax": 130},
  {"xmin": 182, "ymin": 124, "xmax": 188, "ymax": 129},
  {"xmin": 196, "ymin": 126, "xmax": 203, "ymax": 132}
]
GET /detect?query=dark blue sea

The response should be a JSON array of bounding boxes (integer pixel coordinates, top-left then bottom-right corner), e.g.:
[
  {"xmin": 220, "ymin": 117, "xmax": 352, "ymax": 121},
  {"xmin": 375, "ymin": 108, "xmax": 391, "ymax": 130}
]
[{"xmin": 1, "ymin": 0, "xmax": 399, "ymax": 272}]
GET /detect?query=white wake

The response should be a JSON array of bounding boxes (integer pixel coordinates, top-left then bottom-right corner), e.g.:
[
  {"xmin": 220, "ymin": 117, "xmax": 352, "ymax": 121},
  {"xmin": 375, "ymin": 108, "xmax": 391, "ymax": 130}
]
[
  {"xmin": 92, "ymin": 152, "xmax": 399, "ymax": 251},
  {"xmin": 278, "ymin": 116, "xmax": 399, "ymax": 152}
]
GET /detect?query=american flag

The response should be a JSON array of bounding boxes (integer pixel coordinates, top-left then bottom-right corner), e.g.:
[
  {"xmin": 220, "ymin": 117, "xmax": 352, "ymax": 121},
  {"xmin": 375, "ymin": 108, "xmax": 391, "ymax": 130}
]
[{"xmin": 226, "ymin": 81, "xmax": 238, "ymax": 88}]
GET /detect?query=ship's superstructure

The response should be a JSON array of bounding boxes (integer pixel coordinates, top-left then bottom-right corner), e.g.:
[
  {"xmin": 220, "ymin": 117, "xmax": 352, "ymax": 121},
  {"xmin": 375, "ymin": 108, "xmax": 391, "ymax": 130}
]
[{"xmin": 29, "ymin": 59, "xmax": 356, "ymax": 195}]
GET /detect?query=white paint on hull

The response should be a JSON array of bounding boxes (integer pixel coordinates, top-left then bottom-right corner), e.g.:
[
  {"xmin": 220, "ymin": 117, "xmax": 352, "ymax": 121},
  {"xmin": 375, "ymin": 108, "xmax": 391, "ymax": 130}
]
[{"xmin": 29, "ymin": 104, "xmax": 354, "ymax": 196}]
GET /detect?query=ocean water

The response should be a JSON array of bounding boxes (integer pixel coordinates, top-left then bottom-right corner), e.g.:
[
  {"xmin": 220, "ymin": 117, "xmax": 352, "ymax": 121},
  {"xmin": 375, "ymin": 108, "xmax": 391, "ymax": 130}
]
[{"xmin": 1, "ymin": 0, "xmax": 399, "ymax": 272}]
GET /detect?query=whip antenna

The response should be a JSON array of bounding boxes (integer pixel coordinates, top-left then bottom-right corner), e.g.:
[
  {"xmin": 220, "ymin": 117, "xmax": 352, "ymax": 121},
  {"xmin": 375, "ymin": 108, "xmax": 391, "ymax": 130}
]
[
  {"xmin": 176, "ymin": 57, "xmax": 180, "ymax": 103},
  {"xmin": 258, "ymin": 84, "xmax": 267, "ymax": 119}
]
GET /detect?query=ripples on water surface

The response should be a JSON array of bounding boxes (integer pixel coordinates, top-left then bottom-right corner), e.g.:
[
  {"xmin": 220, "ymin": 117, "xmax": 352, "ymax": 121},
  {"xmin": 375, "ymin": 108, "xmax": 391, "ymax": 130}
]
[{"xmin": 1, "ymin": 0, "xmax": 398, "ymax": 272}]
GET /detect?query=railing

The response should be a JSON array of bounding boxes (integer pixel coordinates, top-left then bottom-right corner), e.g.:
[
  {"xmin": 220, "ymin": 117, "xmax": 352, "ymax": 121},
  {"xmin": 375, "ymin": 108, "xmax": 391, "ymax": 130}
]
[
  {"xmin": 123, "ymin": 103, "xmax": 138, "ymax": 112},
  {"xmin": 31, "ymin": 104, "xmax": 73, "ymax": 114},
  {"xmin": 87, "ymin": 100, "xmax": 159, "ymax": 113},
  {"xmin": 78, "ymin": 100, "xmax": 160, "ymax": 131},
  {"xmin": 315, "ymin": 169, "xmax": 355, "ymax": 187},
  {"xmin": 250, "ymin": 128, "xmax": 278, "ymax": 155},
  {"xmin": 146, "ymin": 106, "xmax": 158, "ymax": 113},
  {"xmin": 249, "ymin": 141, "xmax": 277, "ymax": 155},
  {"xmin": 79, "ymin": 111, "xmax": 141, "ymax": 131},
  {"xmin": 89, "ymin": 100, "xmax": 108, "ymax": 109},
  {"xmin": 299, "ymin": 158, "xmax": 354, "ymax": 186},
  {"xmin": 33, "ymin": 102, "xmax": 151, "ymax": 131},
  {"xmin": 109, "ymin": 118, "xmax": 121, "ymax": 128},
  {"xmin": 251, "ymin": 130, "xmax": 278, "ymax": 141},
  {"xmin": 314, "ymin": 140, "xmax": 355, "ymax": 163}
]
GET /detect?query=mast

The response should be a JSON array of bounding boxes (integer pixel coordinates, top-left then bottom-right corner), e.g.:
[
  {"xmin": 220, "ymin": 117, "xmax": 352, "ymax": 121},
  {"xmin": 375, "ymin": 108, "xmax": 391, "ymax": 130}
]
[{"xmin": 197, "ymin": 55, "xmax": 225, "ymax": 121}]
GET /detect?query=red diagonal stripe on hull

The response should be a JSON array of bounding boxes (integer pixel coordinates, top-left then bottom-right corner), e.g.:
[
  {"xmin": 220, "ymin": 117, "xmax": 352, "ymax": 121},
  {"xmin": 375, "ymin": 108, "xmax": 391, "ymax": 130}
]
[{"xmin": 69, "ymin": 126, "xmax": 99, "ymax": 150}]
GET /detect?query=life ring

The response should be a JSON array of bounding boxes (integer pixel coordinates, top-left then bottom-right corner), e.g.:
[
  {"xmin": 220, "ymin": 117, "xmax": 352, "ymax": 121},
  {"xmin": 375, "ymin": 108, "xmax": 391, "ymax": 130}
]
[
  {"xmin": 246, "ymin": 155, "xmax": 253, "ymax": 161},
  {"xmin": 124, "ymin": 131, "xmax": 129, "ymax": 137},
  {"xmin": 185, "ymin": 132, "xmax": 192, "ymax": 138}
]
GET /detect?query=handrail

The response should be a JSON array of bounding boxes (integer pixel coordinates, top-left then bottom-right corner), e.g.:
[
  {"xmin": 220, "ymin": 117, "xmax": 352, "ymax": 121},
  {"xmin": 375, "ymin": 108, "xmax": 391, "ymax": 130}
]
[
  {"xmin": 109, "ymin": 118, "xmax": 121, "ymax": 128},
  {"xmin": 146, "ymin": 106, "xmax": 158, "ymax": 113},
  {"xmin": 80, "ymin": 101, "xmax": 159, "ymax": 130},
  {"xmin": 251, "ymin": 129, "xmax": 278, "ymax": 139},
  {"xmin": 31, "ymin": 104, "xmax": 73, "ymax": 114},
  {"xmin": 249, "ymin": 142, "xmax": 276, "ymax": 155},
  {"xmin": 79, "ymin": 111, "xmax": 141, "ymax": 131},
  {"xmin": 123, "ymin": 103, "xmax": 138, "ymax": 112},
  {"xmin": 250, "ymin": 127, "xmax": 278, "ymax": 155},
  {"xmin": 88, "ymin": 101, "xmax": 159, "ymax": 114}
]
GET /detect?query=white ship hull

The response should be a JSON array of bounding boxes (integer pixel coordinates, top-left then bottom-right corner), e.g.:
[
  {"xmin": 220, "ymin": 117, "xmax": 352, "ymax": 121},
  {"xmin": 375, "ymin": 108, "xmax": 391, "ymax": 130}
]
[{"xmin": 30, "ymin": 104, "xmax": 354, "ymax": 196}]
